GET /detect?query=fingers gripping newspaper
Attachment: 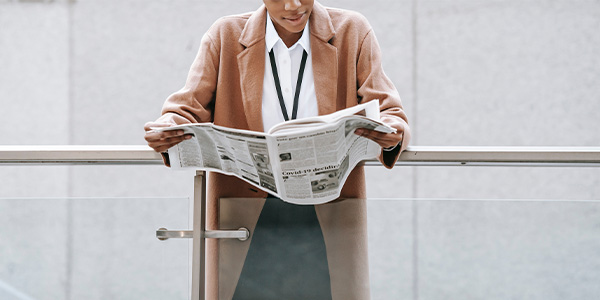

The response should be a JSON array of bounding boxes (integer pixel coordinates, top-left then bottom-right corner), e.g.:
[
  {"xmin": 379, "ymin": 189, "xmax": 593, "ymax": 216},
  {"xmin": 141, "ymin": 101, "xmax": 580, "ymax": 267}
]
[{"xmin": 157, "ymin": 100, "xmax": 395, "ymax": 205}]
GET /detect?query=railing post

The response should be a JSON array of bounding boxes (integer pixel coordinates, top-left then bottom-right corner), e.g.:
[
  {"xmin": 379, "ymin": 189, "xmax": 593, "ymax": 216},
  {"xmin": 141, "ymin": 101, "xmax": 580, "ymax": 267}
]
[{"xmin": 191, "ymin": 170, "xmax": 206, "ymax": 300}]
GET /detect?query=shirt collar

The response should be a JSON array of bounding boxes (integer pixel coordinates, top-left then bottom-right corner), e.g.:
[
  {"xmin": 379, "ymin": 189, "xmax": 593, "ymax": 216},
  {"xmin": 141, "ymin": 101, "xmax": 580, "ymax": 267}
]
[{"xmin": 265, "ymin": 12, "xmax": 311, "ymax": 53}]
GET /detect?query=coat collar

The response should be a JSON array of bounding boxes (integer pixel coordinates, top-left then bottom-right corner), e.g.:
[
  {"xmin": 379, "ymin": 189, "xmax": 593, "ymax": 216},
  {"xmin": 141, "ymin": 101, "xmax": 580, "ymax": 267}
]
[
  {"xmin": 237, "ymin": 1, "xmax": 338, "ymax": 132},
  {"xmin": 308, "ymin": 1, "xmax": 336, "ymax": 43},
  {"xmin": 238, "ymin": 4, "xmax": 267, "ymax": 48},
  {"xmin": 308, "ymin": 1, "xmax": 338, "ymax": 116}
]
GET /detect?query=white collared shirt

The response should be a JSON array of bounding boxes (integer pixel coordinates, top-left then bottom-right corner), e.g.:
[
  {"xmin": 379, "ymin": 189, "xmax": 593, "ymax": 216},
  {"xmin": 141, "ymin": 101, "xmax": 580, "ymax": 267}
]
[{"xmin": 262, "ymin": 13, "xmax": 318, "ymax": 132}]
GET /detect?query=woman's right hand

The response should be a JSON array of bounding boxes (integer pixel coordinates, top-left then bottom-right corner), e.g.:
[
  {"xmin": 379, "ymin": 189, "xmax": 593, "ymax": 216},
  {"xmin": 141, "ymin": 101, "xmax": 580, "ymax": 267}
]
[{"xmin": 144, "ymin": 121, "xmax": 192, "ymax": 153}]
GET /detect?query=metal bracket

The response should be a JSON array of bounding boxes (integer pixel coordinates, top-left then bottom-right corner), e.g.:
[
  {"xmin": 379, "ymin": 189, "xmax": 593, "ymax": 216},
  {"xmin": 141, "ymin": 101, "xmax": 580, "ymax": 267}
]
[{"xmin": 156, "ymin": 227, "xmax": 249, "ymax": 241}]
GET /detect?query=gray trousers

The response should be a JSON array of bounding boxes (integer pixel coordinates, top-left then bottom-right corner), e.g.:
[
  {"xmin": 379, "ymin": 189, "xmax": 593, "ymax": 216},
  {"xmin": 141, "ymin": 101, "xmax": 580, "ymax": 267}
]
[{"xmin": 233, "ymin": 197, "xmax": 332, "ymax": 300}]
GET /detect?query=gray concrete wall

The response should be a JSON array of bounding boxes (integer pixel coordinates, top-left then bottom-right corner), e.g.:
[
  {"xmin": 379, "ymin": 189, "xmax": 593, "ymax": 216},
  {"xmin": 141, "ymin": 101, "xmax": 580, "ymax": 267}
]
[{"xmin": 1, "ymin": 0, "xmax": 599, "ymax": 299}]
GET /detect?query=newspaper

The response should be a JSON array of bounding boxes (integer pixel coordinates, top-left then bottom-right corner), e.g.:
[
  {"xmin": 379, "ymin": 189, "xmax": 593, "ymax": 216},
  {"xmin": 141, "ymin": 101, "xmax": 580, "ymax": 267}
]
[{"xmin": 156, "ymin": 100, "xmax": 395, "ymax": 205}]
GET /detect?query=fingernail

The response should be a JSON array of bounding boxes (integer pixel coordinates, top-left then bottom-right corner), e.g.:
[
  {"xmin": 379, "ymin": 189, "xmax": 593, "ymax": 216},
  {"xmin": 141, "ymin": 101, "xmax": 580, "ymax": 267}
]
[
  {"xmin": 185, "ymin": 135, "xmax": 192, "ymax": 139},
  {"xmin": 355, "ymin": 129, "xmax": 363, "ymax": 135}
]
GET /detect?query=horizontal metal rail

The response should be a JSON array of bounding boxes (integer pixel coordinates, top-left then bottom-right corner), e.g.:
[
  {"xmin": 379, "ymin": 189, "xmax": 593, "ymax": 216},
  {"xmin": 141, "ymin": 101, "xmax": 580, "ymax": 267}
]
[
  {"xmin": 0, "ymin": 145, "xmax": 599, "ymax": 166},
  {"xmin": 156, "ymin": 228, "xmax": 249, "ymax": 241},
  {"xmin": 368, "ymin": 146, "xmax": 600, "ymax": 167},
  {"xmin": 0, "ymin": 145, "xmax": 163, "ymax": 165}
]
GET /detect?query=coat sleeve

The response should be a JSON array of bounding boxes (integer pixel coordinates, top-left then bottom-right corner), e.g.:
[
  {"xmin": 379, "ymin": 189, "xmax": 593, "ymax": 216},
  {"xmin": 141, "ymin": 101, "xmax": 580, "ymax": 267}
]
[
  {"xmin": 154, "ymin": 30, "xmax": 220, "ymax": 166},
  {"xmin": 356, "ymin": 29, "xmax": 411, "ymax": 169},
  {"xmin": 158, "ymin": 31, "xmax": 220, "ymax": 125}
]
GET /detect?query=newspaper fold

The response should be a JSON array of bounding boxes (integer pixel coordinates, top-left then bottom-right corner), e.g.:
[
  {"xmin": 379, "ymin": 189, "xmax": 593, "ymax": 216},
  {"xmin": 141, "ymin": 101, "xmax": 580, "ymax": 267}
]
[{"xmin": 155, "ymin": 100, "xmax": 394, "ymax": 205}]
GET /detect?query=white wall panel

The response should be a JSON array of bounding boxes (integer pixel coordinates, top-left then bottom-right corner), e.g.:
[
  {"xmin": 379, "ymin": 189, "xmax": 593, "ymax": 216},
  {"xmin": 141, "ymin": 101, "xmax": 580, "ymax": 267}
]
[{"xmin": 416, "ymin": 0, "xmax": 600, "ymax": 146}]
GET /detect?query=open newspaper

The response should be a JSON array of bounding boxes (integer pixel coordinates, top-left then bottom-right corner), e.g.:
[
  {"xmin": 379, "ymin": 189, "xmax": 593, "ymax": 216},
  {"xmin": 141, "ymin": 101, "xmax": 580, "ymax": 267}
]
[{"xmin": 157, "ymin": 100, "xmax": 395, "ymax": 205}]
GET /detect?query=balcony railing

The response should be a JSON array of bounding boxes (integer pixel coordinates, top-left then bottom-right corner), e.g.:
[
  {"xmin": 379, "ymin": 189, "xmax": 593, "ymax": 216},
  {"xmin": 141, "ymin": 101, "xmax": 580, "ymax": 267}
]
[{"xmin": 2, "ymin": 145, "xmax": 599, "ymax": 300}]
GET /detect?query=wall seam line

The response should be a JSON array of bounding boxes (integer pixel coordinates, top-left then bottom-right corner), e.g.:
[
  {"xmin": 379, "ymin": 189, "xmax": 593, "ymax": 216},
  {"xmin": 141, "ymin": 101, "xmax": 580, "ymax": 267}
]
[
  {"xmin": 411, "ymin": 0, "xmax": 419, "ymax": 300},
  {"xmin": 66, "ymin": 1, "xmax": 74, "ymax": 300}
]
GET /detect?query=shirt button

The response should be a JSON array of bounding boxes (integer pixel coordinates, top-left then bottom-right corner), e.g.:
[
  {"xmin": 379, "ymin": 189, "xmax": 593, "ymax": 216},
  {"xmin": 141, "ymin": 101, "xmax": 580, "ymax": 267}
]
[
  {"xmin": 282, "ymin": 60, "xmax": 287, "ymax": 64},
  {"xmin": 285, "ymin": 88, "xmax": 290, "ymax": 93}
]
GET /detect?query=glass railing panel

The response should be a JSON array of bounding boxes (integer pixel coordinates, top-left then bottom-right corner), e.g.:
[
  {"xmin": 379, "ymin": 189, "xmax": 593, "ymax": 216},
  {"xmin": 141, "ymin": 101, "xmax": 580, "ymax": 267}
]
[
  {"xmin": 368, "ymin": 198, "xmax": 600, "ymax": 300},
  {"xmin": 0, "ymin": 165, "xmax": 194, "ymax": 199},
  {"xmin": 66, "ymin": 165, "xmax": 194, "ymax": 198},
  {"xmin": 215, "ymin": 198, "xmax": 600, "ymax": 300},
  {"xmin": 217, "ymin": 198, "xmax": 376, "ymax": 300},
  {"xmin": 365, "ymin": 166, "xmax": 600, "ymax": 201},
  {"xmin": 0, "ymin": 166, "xmax": 70, "ymax": 198},
  {"xmin": 0, "ymin": 197, "xmax": 190, "ymax": 300},
  {"xmin": 367, "ymin": 198, "xmax": 414, "ymax": 299}
]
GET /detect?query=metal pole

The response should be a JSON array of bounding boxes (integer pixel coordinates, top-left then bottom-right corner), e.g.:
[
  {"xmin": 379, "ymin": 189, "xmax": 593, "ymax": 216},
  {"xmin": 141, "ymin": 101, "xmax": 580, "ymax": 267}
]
[{"xmin": 191, "ymin": 170, "xmax": 206, "ymax": 300}]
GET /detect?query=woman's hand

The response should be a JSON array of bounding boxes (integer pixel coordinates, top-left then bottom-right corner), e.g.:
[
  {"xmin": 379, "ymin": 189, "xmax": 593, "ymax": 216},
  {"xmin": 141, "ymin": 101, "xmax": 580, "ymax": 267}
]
[
  {"xmin": 354, "ymin": 116, "xmax": 405, "ymax": 150},
  {"xmin": 144, "ymin": 121, "xmax": 192, "ymax": 153}
]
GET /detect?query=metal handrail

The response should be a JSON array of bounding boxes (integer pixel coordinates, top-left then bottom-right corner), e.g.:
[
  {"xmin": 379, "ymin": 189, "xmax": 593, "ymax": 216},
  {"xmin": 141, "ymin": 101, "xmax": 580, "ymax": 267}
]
[
  {"xmin": 1, "ymin": 145, "xmax": 599, "ymax": 166},
  {"xmin": 0, "ymin": 145, "xmax": 162, "ymax": 165}
]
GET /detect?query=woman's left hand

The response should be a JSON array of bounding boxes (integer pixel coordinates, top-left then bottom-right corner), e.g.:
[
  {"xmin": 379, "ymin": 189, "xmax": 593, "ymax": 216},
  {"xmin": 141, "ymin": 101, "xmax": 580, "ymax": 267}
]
[{"xmin": 354, "ymin": 116, "xmax": 405, "ymax": 150}]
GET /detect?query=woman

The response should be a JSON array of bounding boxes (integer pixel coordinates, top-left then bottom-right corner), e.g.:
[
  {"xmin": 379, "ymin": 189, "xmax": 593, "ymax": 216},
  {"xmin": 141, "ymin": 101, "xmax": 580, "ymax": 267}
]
[{"xmin": 144, "ymin": 1, "xmax": 410, "ymax": 299}]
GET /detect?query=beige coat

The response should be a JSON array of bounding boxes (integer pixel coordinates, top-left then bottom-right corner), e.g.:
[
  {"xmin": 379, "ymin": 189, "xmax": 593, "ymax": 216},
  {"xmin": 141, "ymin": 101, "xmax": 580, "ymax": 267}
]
[{"xmin": 159, "ymin": 2, "xmax": 411, "ymax": 299}]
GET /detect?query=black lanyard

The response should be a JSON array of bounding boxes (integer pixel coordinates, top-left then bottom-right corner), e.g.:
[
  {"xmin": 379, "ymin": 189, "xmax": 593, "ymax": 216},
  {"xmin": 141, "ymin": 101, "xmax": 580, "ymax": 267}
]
[{"xmin": 268, "ymin": 49, "xmax": 308, "ymax": 121}]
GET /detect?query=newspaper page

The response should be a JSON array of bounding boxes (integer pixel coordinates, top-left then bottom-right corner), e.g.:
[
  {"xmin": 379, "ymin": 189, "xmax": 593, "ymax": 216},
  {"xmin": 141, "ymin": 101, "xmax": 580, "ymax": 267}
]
[
  {"xmin": 165, "ymin": 124, "xmax": 280, "ymax": 195},
  {"xmin": 267, "ymin": 99, "xmax": 382, "ymax": 135},
  {"xmin": 271, "ymin": 115, "xmax": 392, "ymax": 204},
  {"xmin": 156, "ymin": 100, "xmax": 394, "ymax": 204}
]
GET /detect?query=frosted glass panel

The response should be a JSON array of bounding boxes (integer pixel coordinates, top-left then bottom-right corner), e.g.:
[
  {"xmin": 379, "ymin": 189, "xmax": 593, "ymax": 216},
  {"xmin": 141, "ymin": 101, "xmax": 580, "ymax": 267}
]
[
  {"xmin": 0, "ymin": 197, "xmax": 189, "ymax": 300},
  {"xmin": 368, "ymin": 199, "xmax": 600, "ymax": 300}
]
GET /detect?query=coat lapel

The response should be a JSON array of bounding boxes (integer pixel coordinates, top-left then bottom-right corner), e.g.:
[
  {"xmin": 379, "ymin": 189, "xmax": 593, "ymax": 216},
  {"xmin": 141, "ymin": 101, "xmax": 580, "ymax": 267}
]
[
  {"xmin": 237, "ymin": 1, "xmax": 338, "ymax": 129},
  {"xmin": 237, "ymin": 5, "xmax": 267, "ymax": 132},
  {"xmin": 310, "ymin": 2, "xmax": 337, "ymax": 116}
]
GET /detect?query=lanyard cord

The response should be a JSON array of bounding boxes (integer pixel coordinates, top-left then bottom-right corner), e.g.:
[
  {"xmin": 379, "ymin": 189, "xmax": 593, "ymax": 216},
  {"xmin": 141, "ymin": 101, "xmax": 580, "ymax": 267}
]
[{"xmin": 268, "ymin": 49, "xmax": 308, "ymax": 121}]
